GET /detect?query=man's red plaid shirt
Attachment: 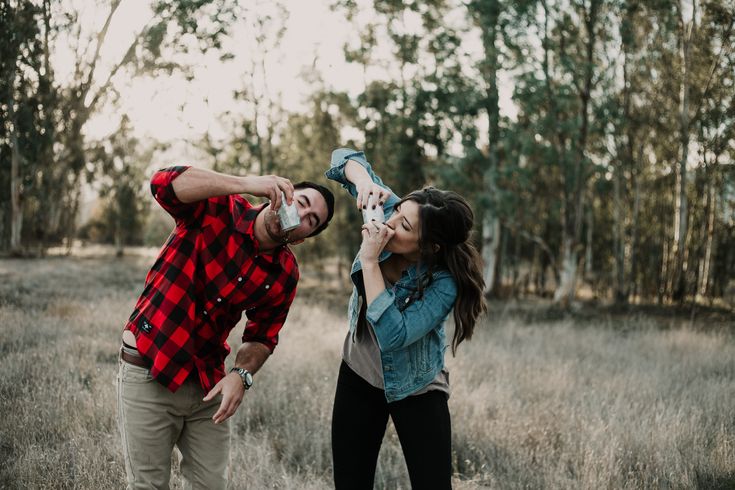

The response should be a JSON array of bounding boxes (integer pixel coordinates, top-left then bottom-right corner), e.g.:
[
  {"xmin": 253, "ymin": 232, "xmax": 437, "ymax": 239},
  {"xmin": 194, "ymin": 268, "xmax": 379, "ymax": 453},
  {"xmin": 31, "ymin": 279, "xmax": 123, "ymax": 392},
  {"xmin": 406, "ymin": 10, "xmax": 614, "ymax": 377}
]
[{"xmin": 125, "ymin": 166, "xmax": 299, "ymax": 392}]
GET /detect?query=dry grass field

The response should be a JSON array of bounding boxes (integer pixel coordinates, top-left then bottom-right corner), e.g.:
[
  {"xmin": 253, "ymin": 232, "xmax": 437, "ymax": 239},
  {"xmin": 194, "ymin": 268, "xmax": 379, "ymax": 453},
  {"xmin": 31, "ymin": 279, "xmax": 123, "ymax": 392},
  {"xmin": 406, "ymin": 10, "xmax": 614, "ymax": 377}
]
[{"xmin": 0, "ymin": 253, "xmax": 733, "ymax": 489}]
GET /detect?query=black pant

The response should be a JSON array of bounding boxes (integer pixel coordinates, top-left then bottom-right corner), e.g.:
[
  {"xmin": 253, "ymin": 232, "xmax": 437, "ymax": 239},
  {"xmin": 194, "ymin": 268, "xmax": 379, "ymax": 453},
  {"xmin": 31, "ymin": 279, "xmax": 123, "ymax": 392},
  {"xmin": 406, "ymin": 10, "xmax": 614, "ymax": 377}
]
[{"xmin": 331, "ymin": 361, "xmax": 452, "ymax": 489}]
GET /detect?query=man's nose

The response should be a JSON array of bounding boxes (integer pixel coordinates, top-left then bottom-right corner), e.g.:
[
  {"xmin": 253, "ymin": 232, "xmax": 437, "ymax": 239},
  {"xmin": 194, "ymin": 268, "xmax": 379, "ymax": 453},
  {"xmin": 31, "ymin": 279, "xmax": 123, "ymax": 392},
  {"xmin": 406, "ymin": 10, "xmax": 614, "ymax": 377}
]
[{"xmin": 298, "ymin": 206, "xmax": 310, "ymax": 221}]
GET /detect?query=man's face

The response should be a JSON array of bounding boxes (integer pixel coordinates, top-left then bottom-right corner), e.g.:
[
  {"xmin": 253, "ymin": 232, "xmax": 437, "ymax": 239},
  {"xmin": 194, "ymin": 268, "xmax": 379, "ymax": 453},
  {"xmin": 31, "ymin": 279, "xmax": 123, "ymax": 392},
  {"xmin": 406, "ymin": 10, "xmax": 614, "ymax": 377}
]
[{"xmin": 263, "ymin": 187, "xmax": 329, "ymax": 244}]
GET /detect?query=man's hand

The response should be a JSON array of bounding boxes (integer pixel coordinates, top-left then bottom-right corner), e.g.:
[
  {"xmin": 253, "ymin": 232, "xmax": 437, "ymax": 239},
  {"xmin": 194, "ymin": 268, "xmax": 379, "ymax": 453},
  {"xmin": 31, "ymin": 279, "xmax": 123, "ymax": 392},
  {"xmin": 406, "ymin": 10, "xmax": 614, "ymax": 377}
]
[
  {"xmin": 203, "ymin": 373, "xmax": 245, "ymax": 424},
  {"xmin": 240, "ymin": 175, "xmax": 295, "ymax": 211}
]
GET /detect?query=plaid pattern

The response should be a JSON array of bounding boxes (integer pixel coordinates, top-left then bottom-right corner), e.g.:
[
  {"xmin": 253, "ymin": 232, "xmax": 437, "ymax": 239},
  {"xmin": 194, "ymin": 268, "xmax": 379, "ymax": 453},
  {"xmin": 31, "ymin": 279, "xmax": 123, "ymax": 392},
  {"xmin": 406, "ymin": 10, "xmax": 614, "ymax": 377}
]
[{"xmin": 125, "ymin": 166, "xmax": 299, "ymax": 393}]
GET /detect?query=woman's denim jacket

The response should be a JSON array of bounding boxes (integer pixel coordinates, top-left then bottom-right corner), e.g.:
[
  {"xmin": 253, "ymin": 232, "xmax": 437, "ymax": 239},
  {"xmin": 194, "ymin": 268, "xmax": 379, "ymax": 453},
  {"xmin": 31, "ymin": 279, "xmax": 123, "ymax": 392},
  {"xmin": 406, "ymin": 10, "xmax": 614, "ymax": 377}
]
[{"xmin": 325, "ymin": 148, "xmax": 458, "ymax": 402}]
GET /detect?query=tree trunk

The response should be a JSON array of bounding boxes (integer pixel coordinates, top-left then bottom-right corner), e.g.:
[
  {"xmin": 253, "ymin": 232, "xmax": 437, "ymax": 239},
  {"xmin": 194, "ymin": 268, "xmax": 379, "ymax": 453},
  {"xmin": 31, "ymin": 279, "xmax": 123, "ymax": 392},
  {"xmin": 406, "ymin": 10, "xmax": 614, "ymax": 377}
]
[
  {"xmin": 115, "ymin": 217, "xmax": 124, "ymax": 258},
  {"xmin": 10, "ymin": 136, "xmax": 23, "ymax": 253},
  {"xmin": 628, "ymin": 157, "xmax": 642, "ymax": 302},
  {"xmin": 659, "ymin": 228, "xmax": 670, "ymax": 305},
  {"xmin": 613, "ymin": 156, "xmax": 626, "ymax": 303},
  {"xmin": 470, "ymin": 0, "xmax": 503, "ymax": 297},
  {"xmin": 482, "ymin": 214, "xmax": 502, "ymax": 297},
  {"xmin": 584, "ymin": 200, "xmax": 593, "ymax": 281},
  {"xmin": 554, "ymin": 237, "xmax": 578, "ymax": 305},
  {"xmin": 531, "ymin": 243, "xmax": 542, "ymax": 295},
  {"xmin": 8, "ymin": 70, "xmax": 23, "ymax": 254},
  {"xmin": 552, "ymin": 0, "xmax": 598, "ymax": 305},
  {"xmin": 671, "ymin": 0, "xmax": 695, "ymax": 302},
  {"xmin": 697, "ymin": 180, "xmax": 716, "ymax": 299}
]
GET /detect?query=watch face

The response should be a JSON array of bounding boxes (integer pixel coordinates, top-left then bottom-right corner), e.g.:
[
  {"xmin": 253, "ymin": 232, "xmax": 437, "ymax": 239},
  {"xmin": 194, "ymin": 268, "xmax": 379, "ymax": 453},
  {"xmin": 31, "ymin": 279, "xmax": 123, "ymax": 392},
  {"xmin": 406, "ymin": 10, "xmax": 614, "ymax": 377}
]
[{"xmin": 244, "ymin": 372, "xmax": 253, "ymax": 386}]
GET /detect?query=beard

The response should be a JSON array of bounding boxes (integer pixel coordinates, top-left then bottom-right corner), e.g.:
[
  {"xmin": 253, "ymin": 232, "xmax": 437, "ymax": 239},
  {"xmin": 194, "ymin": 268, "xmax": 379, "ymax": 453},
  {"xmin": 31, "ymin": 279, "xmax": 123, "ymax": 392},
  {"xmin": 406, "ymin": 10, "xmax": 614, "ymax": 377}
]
[{"xmin": 263, "ymin": 209, "xmax": 291, "ymax": 244}]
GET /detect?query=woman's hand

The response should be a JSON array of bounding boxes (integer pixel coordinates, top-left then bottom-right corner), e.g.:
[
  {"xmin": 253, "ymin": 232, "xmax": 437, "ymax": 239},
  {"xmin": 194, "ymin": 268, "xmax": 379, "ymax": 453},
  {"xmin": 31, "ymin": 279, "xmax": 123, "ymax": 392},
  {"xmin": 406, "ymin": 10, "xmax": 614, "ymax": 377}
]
[
  {"xmin": 344, "ymin": 159, "xmax": 390, "ymax": 211},
  {"xmin": 360, "ymin": 220, "xmax": 395, "ymax": 264},
  {"xmin": 355, "ymin": 181, "xmax": 390, "ymax": 212}
]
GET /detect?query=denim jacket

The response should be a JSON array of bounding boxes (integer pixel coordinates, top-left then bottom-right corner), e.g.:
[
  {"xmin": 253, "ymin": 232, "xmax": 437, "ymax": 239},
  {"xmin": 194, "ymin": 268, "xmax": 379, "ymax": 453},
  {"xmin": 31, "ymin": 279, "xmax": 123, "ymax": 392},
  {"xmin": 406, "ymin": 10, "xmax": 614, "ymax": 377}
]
[{"xmin": 325, "ymin": 148, "xmax": 458, "ymax": 402}]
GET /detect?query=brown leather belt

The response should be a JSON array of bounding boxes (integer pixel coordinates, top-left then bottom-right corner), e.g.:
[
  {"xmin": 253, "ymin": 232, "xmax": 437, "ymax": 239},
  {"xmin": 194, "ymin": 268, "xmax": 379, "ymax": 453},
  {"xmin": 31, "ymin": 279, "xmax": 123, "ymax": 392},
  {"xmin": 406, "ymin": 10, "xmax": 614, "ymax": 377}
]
[{"xmin": 120, "ymin": 347, "xmax": 151, "ymax": 369}]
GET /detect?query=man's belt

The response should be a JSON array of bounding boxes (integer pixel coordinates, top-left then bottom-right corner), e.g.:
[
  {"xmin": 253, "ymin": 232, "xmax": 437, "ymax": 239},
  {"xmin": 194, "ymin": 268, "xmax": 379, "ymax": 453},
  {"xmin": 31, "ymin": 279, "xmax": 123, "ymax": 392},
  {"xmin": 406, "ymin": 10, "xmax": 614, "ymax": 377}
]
[{"xmin": 120, "ymin": 347, "xmax": 151, "ymax": 369}]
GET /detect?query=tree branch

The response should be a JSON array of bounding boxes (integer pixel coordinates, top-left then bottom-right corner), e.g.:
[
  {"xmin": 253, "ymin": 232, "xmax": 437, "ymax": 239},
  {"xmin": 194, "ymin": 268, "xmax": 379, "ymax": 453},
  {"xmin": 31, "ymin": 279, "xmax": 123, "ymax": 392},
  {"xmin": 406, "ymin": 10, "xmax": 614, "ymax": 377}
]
[
  {"xmin": 691, "ymin": 16, "xmax": 734, "ymax": 127},
  {"xmin": 83, "ymin": 36, "xmax": 139, "ymax": 119},
  {"xmin": 515, "ymin": 227, "xmax": 560, "ymax": 282},
  {"xmin": 81, "ymin": 0, "xmax": 122, "ymax": 99}
]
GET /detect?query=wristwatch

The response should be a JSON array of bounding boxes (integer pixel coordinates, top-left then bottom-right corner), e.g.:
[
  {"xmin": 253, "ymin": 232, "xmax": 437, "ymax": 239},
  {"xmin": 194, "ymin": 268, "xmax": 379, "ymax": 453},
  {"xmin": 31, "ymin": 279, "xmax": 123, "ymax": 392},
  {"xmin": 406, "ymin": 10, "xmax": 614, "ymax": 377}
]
[{"xmin": 230, "ymin": 367, "xmax": 253, "ymax": 390}]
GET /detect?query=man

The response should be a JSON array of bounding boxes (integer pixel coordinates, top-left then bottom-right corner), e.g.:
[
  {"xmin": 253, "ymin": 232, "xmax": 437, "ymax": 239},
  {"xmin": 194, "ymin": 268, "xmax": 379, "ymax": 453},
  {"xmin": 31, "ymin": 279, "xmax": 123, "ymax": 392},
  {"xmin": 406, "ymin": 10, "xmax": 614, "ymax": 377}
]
[{"xmin": 117, "ymin": 165, "xmax": 334, "ymax": 489}]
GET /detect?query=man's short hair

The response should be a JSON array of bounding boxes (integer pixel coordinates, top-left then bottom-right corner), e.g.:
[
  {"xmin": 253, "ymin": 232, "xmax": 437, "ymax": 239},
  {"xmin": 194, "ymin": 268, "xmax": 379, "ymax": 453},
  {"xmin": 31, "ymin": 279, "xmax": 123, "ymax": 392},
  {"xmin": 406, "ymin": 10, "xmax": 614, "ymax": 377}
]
[{"xmin": 294, "ymin": 181, "xmax": 335, "ymax": 237}]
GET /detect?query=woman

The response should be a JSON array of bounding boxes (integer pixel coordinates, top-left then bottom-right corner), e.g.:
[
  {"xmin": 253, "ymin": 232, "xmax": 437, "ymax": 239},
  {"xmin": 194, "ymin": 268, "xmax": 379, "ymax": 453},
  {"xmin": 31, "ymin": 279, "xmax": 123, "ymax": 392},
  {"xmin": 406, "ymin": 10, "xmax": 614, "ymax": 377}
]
[{"xmin": 326, "ymin": 148, "xmax": 487, "ymax": 489}]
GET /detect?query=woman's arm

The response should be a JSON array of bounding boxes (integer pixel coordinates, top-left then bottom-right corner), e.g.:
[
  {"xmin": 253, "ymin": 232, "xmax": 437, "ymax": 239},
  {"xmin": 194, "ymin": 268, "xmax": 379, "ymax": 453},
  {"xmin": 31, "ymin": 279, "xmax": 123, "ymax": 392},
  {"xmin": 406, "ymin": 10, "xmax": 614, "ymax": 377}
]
[
  {"xmin": 344, "ymin": 159, "xmax": 372, "ymax": 187},
  {"xmin": 325, "ymin": 148, "xmax": 400, "ymax": 213},
  {"xmin": 367, "ymin": 273, "xmax": 458, "ymax": 353},
  {"xmin": 361, "ymin": 259, "xmax": 388, "ymax": 305}
]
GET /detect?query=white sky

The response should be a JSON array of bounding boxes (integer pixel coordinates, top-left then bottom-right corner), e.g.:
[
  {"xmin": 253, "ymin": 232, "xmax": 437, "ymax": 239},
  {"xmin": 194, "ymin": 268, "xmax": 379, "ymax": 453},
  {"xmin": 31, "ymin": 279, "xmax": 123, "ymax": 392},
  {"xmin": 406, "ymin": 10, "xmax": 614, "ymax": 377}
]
[{"xmin": 69, "ymin": 0, "xmax": 516, "ymax": 156}]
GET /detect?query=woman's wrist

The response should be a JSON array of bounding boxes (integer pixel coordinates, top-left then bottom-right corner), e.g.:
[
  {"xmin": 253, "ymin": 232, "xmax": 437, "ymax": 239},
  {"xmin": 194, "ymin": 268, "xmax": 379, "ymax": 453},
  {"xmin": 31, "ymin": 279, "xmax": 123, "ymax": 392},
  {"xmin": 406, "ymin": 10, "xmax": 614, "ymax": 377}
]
[
  {"xmin": 344, "ymin": 160, "xmax": 371, "ymax": 185},
  {"xmin": 360, "ymin": 257, "xmax": 380, "ymax": 267},
  {"xmin": 361, "ymin": 259, "xmax": 384, "ymax": 304}
]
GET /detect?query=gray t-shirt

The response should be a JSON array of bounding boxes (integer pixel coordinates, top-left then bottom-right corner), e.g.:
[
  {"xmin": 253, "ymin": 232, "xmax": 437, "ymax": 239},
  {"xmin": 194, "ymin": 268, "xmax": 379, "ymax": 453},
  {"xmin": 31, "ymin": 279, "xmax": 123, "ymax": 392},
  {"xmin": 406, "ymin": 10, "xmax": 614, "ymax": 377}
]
[{"xmin": 342, "ymin": 283, "xmax": 450, "ymax": 399}]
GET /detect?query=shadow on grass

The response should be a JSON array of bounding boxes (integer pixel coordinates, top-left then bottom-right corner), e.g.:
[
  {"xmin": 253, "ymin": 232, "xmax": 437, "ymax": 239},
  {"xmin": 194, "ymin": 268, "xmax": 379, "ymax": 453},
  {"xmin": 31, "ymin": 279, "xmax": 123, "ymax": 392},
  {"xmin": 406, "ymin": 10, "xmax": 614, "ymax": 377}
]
[
  {"xmin": 486, "ymin": 298, "xmax": 734, "ymax": 331},
  {"xmin": 696, "ymin": 471, "xmax": 735, "ymax": 490}
]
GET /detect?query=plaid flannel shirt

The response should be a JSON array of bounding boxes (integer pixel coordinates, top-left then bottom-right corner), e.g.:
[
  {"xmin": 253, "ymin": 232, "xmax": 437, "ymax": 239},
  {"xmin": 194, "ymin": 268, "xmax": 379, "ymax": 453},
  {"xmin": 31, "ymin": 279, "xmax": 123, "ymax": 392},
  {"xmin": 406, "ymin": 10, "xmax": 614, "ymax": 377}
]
[{"xmin": 125, "ymin": 166, "xmax": 299, "ymax": 392}]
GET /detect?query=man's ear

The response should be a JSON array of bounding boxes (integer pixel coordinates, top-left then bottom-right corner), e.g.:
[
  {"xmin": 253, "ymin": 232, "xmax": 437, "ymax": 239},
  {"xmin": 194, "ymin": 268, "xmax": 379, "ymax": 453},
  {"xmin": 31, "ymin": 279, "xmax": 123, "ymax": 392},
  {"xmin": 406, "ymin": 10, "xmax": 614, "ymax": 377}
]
[{"xmin": 290, "ymin": 238, "xmax": 305, "ymax": 246}]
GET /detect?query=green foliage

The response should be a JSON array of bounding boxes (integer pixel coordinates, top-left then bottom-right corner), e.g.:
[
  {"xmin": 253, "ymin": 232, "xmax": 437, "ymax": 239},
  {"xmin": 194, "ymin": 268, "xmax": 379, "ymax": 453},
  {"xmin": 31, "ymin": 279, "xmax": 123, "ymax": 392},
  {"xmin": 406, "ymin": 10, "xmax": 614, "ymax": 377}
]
[
  {"xmin": 3, "ymin": 0, "xmax": 734, "ymax": 303},
  {"xmin": 0, "ymin": 0, "xmax": 241, "ymax": 254},
  {"xmin": 275, "ymin": 87, "xmax": 361, "ymax": 272},
  {"xmin": 82, "ymin": 116, "xmax": 151, "ymax": 250},
  {"xmin": 328, "ymin": 0, "xmax": 735, "ymax": 304}
]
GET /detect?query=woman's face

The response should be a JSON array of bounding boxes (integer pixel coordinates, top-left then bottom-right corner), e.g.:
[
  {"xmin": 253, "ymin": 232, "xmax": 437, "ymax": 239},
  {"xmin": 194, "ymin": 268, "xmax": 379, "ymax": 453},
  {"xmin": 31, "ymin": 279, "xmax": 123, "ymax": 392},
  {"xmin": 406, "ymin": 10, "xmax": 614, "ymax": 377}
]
[{"xmin": 384, "ymin": 200, "xmax": 421, "ymax": 260}]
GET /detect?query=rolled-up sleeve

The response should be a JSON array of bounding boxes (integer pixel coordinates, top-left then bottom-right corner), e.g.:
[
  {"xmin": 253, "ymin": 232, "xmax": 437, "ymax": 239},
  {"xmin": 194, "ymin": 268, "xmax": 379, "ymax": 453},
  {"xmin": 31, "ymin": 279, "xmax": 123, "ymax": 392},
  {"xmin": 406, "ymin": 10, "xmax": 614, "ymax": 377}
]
[
  {"xmin": 366, "ymin": 276, "xmax": 458, "ymax": 352},
  {"xmin": 150, "ymin": 166, "xmax": 205, "ymax": 226},
  {"xmin": 241, "ymin": 284, "xmax": 297, "ymax": 353},
  {"xmin": 325, "ymin": 148, "xmax": 400, "ymax": 211}
]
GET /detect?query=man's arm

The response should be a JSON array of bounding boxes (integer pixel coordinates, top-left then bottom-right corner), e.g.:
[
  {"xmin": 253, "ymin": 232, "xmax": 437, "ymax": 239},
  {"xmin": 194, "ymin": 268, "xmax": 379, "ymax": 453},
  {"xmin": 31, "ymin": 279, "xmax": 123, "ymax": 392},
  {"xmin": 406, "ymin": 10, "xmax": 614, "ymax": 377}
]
[
  {"xmin": 202, "ymin": 341, "xmax": 271, "ymax": 424},
  {"xmin": 172, "ymin": 166, "xmax": 295, "ymax": 210}
]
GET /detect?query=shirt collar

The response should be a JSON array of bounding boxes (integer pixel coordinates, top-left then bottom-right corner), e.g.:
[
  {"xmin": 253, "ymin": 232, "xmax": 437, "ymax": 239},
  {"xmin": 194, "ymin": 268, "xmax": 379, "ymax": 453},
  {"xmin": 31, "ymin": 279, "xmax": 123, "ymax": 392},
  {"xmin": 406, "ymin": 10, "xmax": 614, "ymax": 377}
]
[
  {"xmin": 233, "ymin": 197, "xmax": 262, "ymax": 237},
  {"xmin": 404, "ymin": 261, "xmax": 429, "ymax": 280},
  {"xmin": 233, "ymin": 197, "xmax": 289, "ymax": 258}
]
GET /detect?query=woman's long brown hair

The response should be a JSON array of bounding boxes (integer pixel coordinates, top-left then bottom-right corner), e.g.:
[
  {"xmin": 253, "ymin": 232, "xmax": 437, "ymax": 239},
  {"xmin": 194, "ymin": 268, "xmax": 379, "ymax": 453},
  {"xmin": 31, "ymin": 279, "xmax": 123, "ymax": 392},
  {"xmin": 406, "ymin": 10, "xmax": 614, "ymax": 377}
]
[{"xmin": 399, "ymin": 187, "xmax": 487, "ymax": 355}]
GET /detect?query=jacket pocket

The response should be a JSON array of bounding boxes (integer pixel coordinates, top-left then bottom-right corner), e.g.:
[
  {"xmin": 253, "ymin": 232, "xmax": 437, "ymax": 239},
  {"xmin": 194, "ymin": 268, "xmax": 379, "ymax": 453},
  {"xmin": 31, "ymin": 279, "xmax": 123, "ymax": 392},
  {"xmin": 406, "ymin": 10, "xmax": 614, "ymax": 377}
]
[{"xmin": 408, "ymin": 337, "xmax": 431, "ymax": 376}]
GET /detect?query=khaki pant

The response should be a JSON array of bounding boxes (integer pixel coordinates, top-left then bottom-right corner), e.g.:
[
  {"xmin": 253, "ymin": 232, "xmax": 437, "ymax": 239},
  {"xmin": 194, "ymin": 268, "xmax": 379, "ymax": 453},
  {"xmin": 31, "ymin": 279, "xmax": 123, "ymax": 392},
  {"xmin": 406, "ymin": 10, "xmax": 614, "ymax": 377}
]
[{"xmin": 117, "ymin": 357, "xmax": 230, "ymax": 490}]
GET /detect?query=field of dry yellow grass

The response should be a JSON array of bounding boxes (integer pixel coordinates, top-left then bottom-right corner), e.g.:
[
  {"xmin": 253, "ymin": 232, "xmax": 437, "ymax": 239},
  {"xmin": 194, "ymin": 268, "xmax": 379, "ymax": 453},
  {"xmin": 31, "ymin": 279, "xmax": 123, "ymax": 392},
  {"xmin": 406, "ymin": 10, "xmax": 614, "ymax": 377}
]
[{"xmin": 0, "ymin": 253, "xmax": 733, "ymax": 489}]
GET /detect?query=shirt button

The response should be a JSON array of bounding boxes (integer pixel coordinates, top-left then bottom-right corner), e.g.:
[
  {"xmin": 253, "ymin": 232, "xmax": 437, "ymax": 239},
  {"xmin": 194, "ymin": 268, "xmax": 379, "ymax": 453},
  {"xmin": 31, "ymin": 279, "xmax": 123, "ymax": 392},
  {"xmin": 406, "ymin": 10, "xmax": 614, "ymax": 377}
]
[
  {"xmin": 203, "ymin": 311, "xmax": 208, "ymax": 316},
  {"xmin": 238, "ymin": 277, "xmax": 243, "ymax": 282},
  {"xmin": 404, "ymin": 297, "xmax": 410, "ymax": 304},
  {"xmin": 217, "ymin": 298, "xmax": 222, "ymax": 302},
  {"xmin": 265, "ymin": 284, "xmax": 270, "ymax": 290}
]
